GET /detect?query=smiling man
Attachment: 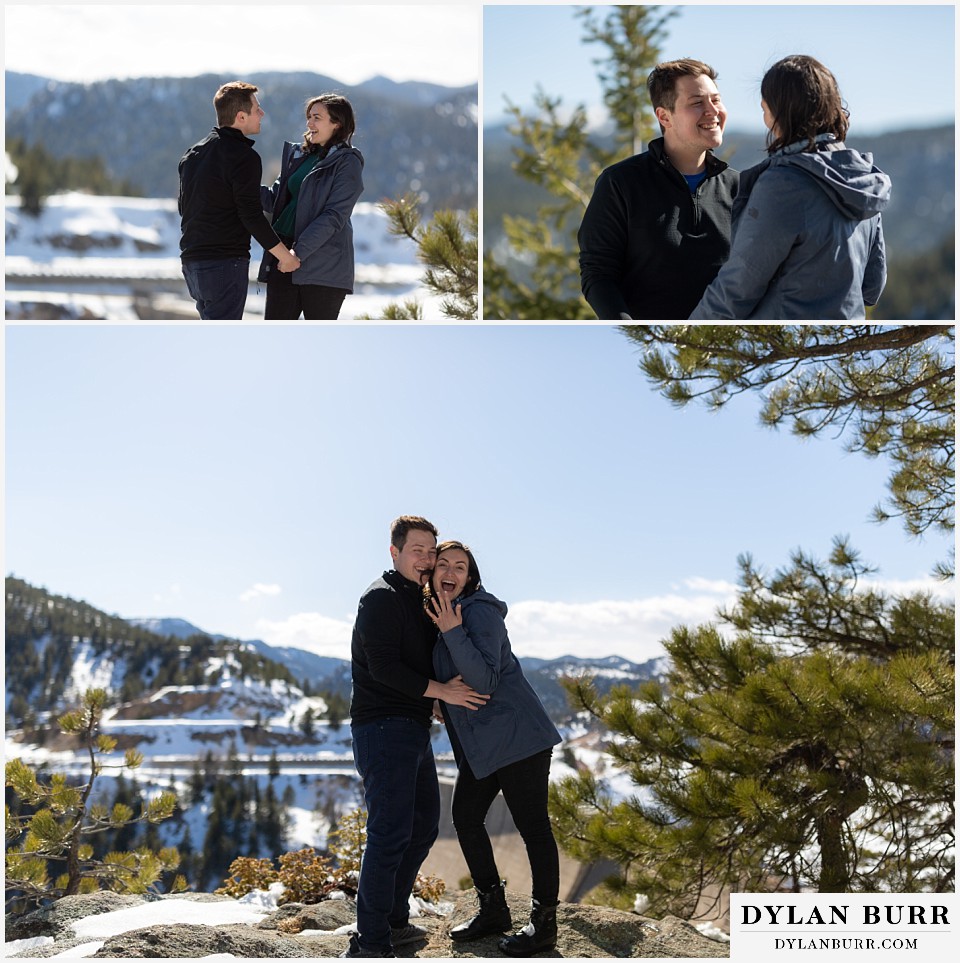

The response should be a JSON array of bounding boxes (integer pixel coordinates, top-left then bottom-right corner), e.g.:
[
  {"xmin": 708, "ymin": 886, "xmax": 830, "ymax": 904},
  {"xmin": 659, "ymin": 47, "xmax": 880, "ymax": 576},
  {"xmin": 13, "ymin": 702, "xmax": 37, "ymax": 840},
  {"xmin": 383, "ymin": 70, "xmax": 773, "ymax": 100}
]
[
  {"xmin": 178, "ymin": 81, "xmax": 300, "ymax": 319},
  {"xmin": 345, "ymin": 516, "xmax": 488, "ymax": 958},
  {"xmin": 578, "ymin": 59, "xmax": 740, "ymax": 320}
]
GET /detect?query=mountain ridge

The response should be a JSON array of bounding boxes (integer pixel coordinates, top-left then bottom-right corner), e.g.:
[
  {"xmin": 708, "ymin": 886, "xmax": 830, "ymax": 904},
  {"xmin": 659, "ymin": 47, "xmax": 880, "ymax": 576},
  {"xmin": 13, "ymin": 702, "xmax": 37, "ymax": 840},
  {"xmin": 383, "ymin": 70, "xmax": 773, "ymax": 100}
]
[
  {"xmin": 5, "ymin": 70, "xmax": 478, "ymax": 214},
  {"xmin": 5, "ymin": 577, "xmax": 661, "ymax": 728}
]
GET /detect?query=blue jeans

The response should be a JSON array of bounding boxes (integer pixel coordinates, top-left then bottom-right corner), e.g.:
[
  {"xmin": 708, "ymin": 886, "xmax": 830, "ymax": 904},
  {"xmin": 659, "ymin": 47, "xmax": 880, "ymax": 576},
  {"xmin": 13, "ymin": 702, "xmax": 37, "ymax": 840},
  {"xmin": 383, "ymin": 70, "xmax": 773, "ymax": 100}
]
[
  {"xmin": 352, "ymin": 717, "xmax": 440, "ymax": 951},
  {"xmin": 181, "ymin": 257, "xmax": 249, "ymax": 319}
]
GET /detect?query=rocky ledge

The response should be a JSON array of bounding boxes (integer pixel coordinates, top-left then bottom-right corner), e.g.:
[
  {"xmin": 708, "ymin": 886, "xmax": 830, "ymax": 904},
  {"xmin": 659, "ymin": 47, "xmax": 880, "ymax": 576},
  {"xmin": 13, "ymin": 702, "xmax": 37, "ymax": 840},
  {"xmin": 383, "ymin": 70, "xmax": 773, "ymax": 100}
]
[{"xmin": 6, "ymin": 889, "xmax": 729, "ymax": 958}]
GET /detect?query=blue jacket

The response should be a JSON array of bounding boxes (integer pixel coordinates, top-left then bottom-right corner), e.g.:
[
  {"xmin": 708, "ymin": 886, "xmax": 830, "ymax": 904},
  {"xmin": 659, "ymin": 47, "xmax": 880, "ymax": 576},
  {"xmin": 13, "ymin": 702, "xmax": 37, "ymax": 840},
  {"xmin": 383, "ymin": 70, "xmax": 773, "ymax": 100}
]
[
  {"xmin": 257, "ymin": 141, "xmax": 364, "ymax": 290},
  {"xmin": 690, "ymin": 135, "xmax": 890, "ymax": 319},
  {"xmin": 433, "ymin": 589, "xmax": 561, "ymax": 780}
]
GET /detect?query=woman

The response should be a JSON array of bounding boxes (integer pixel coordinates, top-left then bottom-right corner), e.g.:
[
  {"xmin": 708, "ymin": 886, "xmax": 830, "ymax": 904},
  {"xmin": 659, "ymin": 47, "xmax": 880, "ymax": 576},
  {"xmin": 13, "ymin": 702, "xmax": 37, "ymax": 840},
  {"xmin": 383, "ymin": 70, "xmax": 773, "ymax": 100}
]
[
  {"xmin": 690, "ymin": 55, "xmax": 891, "ymax": 319},
  {"xmin": 258, "ymin": 94, "xmax": 363, "ymax": 320},
  {"xmin": 425, "ymin": 540, "xmax": 562, "ymax": 957}
]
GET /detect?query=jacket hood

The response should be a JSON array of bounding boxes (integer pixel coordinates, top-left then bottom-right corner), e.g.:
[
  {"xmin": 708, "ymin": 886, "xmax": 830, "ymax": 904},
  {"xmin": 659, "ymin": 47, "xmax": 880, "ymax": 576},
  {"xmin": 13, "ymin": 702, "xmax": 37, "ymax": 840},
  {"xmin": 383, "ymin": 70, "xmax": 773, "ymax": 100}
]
[
  {"xmin": 459, "ymin": 588, "xmax": 508, "ymax": 618},
  {"xmin": 775, "ymin": 139, "xmax": 891, "ymax": 221}
]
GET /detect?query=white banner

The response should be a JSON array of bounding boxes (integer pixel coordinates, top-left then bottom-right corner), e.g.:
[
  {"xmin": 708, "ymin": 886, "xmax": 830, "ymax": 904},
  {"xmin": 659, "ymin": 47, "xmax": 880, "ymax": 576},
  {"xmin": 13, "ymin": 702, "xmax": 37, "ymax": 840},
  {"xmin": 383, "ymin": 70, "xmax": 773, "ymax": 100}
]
[{"xmin": 730, "ymin": 893, "xmax": 956, "ymax": 960}]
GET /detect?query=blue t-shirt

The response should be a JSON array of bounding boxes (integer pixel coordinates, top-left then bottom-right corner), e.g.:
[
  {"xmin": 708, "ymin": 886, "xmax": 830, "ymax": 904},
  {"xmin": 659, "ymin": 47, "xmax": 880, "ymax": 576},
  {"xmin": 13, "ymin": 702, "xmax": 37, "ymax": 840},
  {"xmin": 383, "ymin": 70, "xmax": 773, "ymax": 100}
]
[{"xmin": 684, "ymin": 170, "xmax": 707, "ymax": 193}]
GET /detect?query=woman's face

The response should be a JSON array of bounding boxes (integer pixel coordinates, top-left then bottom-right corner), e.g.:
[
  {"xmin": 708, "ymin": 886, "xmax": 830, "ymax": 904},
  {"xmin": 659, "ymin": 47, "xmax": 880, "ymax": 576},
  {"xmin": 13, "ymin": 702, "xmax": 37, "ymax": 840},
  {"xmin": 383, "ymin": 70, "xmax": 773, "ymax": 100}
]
[
  {"xmin": 306, "ymin": 103, "xmax": 340, "ymax": 147},
  {"xmin": 433, "ymin": 549, "xmax": 470, "ymax": 600}
]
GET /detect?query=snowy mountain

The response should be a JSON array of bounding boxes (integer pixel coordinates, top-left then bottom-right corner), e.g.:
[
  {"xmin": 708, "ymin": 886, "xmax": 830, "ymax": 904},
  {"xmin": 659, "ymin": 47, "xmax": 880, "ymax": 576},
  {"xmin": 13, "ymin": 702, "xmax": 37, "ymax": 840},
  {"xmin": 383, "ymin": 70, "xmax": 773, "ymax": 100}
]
[
  {"xmin": 128, "ymin": 617, "xmax": 352, "ymax": 698},
  {"xmin": 5, "ymin": 70, "xmax": 477, "ymax": 212}
]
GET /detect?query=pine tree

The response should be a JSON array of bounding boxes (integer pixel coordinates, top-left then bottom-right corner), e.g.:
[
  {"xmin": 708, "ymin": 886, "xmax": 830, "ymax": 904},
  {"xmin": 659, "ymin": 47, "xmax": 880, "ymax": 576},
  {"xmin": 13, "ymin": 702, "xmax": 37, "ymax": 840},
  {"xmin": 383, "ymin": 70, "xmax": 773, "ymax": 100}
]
[
  {"xmin": 483, "ymin": 5, "xmax": 675, "ymax": 319},
  {"xmin": 5, "ymin": 688, "xmax": 182, "ymax": 909},
  {"xmin": 362, "ymin": 193, "xmax": 478, "ymax": 320},
  {"xmin": 549, "ymin": 541, "xmax": 954, "ymax": 912},
  {"xmin": 549, "ymin": 323, "xmax": 954, "ymax": 913},
  {"xmin": 621, "ymin": 325, "xmax": 955, "ymax": 555}
]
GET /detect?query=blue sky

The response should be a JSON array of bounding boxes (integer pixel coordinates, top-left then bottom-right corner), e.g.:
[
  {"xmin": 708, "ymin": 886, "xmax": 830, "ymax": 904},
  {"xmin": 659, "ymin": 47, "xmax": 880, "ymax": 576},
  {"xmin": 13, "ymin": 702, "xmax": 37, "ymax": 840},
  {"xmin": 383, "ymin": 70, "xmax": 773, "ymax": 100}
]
[
  {"xmin": 483, "ymin": 4, "xmax": 956, "ymax": 133},
  {"xmin": 5, "ymin": 326, "xmax": 950, "ymax": 664},
  {"xmin": 4, "ymin": 4, "xmax": 480, "ymax": 86}
]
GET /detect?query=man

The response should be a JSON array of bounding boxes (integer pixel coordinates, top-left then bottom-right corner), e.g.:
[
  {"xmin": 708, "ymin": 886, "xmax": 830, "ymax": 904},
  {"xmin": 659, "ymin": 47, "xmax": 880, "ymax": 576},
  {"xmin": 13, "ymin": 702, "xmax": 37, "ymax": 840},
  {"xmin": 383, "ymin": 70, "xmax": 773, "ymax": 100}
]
[
  {"xmin": 578, "ymin": 59, "xmax": 740, "ymax": 320},
  {"xmin": 345, "ymin": 516, "xmax": 487, "ymax": 959},
  {"xmin": 178, "ymin": 81, "xmax": 300, "ymax": 319}
]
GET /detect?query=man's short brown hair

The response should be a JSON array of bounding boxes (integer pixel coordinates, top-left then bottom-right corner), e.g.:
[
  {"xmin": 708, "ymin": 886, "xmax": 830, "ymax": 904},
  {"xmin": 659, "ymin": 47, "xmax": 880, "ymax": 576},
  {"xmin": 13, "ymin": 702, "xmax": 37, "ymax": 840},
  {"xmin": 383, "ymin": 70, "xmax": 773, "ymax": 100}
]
[
  {"xmin": 214, "ymin": 81, "xmax": 258, "ymax": 127},
  {"xmin": 390, "ymin": 515, "xmax": 438, "ymax": 551},
  {"xmin": 647, "ymin": 59, "xmax": 718, "ymax": 131}
]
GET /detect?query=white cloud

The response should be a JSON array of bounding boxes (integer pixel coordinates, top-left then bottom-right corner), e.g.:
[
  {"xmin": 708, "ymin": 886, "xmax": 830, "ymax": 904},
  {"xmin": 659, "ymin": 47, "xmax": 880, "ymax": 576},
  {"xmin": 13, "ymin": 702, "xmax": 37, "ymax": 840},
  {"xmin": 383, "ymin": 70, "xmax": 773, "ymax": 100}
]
[
  {"xmin": 862, "ymin": 576, "xmax": 954, "ymax": 600},
  {"xmin": 507, "ymin": 578, "xmax": 738, "ymax": 662},
  {"xmin": 248, "ymin": 574, "xmax": 950, "ymax": 667},
  {"xmin": 239, "ymin": 583, "xmax": 282, "ymax": 603},
  {"xmin": 251, "ymin": 579, "xmax": 738, "ymax": 664},
  {"xmin": 255, "ymin": 612, "xmax": 353, "ymax": 659}
]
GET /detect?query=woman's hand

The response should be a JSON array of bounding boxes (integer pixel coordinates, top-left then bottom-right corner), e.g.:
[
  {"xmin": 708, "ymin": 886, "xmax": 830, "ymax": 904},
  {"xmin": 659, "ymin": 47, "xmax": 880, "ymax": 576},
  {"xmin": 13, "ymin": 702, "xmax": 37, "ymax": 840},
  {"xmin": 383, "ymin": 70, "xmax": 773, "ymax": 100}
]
[
  {"xmin": 431, "ymin": 699, "xmax": 445, "ymax": 723},
  {"xmin": 426, "ymin": 591, "xmax": 462, "ymax": 633},
  {"xmin": 437, "ymin": 674, "xmax": 489, "ymax": 711}
]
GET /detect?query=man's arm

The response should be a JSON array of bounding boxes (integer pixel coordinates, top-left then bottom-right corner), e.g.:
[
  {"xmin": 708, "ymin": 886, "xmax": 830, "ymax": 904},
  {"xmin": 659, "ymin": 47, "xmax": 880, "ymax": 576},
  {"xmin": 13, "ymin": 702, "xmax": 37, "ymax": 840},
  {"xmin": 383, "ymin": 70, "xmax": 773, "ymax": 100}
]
[
  {"xmin": 578, "ymin": 171, "xmax": 633, "ymax": 320},
  {"xmin": 231, "ymin": 153, "xmax": 300, "ymax": 272}
]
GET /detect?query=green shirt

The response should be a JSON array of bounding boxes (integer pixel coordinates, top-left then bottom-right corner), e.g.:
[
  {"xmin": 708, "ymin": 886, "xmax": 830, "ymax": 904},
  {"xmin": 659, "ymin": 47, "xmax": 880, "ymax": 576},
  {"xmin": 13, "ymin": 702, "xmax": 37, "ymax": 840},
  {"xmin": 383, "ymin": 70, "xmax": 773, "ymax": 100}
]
[{"xmin": 272, "ymin": 153, "xmax": 323, "ymax": 238}]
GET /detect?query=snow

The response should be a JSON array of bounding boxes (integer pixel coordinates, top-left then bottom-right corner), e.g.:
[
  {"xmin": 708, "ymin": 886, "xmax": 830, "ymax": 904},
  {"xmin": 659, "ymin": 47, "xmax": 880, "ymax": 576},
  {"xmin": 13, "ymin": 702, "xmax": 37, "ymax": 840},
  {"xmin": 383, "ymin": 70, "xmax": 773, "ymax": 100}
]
[
  {"xmin": 69, "ymin": 896, "xmax": 274, "ymax": 940},
  {"xmin": 5, "ymin": 193, "xmax": 451, "ymax": 320},
  {"xmin": 8, "ymin": 893, "xmax": 281, "ymax": 959},
  {"xmin": 5, "ymin": 887, "xmax": 455, "ymax": 959}
]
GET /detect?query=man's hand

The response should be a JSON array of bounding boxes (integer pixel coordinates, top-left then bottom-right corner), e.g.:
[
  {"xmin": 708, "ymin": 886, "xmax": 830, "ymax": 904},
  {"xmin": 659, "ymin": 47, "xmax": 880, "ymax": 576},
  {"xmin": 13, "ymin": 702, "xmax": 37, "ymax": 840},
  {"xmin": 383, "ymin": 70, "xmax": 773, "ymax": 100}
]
[
  {"xmin": 431, "ymin": 699, "xmax": 445, "ymax": 723},
  {"xmin": 441, "ymin": 675, "xmax": 490, "ymax": 711},
  {"xmin": 277, "ymin": 248, "xmax": 301, "ymax": 273},
  {"xmin": 268, "ymin": 241, "xmax": 301, "ymax": 273},
  {"xmin": 426, "ymin": 674, "xmax": 489, "ymax": 711}
]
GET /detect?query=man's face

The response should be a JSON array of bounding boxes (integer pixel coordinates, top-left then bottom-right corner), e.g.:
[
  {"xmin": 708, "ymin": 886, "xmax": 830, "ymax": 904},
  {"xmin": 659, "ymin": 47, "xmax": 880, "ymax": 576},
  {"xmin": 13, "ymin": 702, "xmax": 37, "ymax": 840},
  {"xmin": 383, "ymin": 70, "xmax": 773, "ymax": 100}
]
[
  {"xmin": 390, "ymin": 529, "xmax": 437, "ymax": 585},
  {"xmin": 235, "ymin": 95, "xmax": 265, "ymax": 136},
  {"xmin": 658, "ymin": 74, "xmax": 726, "ymax": 155}
]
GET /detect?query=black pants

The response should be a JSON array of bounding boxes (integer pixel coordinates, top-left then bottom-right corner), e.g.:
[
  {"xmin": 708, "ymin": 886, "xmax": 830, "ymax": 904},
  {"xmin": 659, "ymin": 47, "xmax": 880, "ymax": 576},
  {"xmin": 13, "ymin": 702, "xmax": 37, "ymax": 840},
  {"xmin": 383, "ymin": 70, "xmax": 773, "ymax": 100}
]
[
  {"xmin": 264, "ymin": 271, "xmax": 348, "ymax": 320},
  {"xmin": 451, "ymin": 748, "xmax": 559, "ymax": 906}
]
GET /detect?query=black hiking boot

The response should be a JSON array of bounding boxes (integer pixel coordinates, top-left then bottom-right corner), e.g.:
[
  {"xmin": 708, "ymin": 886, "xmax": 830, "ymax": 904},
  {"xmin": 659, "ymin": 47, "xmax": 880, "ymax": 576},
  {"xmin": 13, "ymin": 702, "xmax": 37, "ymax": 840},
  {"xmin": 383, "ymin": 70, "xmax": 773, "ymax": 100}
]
[
  {"xmin": 498, "ymin": 899, "xmax": 558, "ymax": 956},
  {"xmin": 450, "ymin": 880, "xmax": 512, "ymax": 942}
]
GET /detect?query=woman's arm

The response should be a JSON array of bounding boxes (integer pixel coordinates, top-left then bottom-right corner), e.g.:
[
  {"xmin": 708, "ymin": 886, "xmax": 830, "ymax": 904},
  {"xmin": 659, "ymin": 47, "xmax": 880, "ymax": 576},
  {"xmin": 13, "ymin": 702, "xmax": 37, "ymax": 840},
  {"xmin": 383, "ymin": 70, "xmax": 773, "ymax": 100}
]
[
  {"xmin": 689, "ymin": 168, "xmax": 800, "ymax": 320},
  {"xmin": 428, "ymin": 595, "xmax": 507, "ymax": 694},
  {"xmin": 861, "ymin": 214, "xmax": 887, "ymax": 306}
]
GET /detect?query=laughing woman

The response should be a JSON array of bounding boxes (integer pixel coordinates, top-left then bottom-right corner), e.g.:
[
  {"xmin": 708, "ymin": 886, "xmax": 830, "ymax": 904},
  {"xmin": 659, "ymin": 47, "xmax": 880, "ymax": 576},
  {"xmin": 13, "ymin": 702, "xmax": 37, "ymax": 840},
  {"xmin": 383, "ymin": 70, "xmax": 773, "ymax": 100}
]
[
  {"xmin": 425, "ymin": 540, "xmax": 562, "ymax": 957},
  {"xmin": 259, "ymin": 94, "xmax": 363, "ymax": 319}
]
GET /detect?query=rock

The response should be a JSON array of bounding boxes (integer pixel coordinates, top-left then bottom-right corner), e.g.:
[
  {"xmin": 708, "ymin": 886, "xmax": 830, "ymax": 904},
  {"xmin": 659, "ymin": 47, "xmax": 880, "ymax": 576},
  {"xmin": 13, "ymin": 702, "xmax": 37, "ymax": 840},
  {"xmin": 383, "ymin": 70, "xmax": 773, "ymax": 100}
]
[
  {"xmin": 92, "ymin": 923, "xmax": 314, "ymax": 958},
  {"xmin": 424, "ymin": 889, "xmax": 729, "ymax": 958},
  {"xmin": 257, "ymin": 899, "xmax": 356, "ymax": 933},
  {"xmin": 5, "ymin": 893, "xmax": 146, "ymax": 941}
]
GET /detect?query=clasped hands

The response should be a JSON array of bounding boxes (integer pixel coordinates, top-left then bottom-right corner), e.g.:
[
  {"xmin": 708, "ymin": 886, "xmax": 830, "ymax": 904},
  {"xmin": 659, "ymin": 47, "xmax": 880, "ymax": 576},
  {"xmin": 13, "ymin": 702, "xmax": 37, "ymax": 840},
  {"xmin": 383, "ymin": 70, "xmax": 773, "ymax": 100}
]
[
  {"xmin": 268, "ymin": 241, "xmax": 301, "ymax": 273},
  {"xmin": 277, "ymin": 247, "xmax": 300, "ymax": 273}
]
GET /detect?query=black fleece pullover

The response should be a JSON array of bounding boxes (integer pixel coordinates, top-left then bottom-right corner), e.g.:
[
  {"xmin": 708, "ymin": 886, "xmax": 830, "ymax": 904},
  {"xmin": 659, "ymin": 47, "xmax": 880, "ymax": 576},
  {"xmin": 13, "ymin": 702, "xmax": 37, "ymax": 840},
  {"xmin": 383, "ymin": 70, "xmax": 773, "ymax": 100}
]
[
  {"xmin": 350, "ymin": 569, "xmax": 436, "ymax": 728},
  {"xmin": 178, "ymin": 126, "xmax": 282, "ymax": 261},
  {"xmin": 578, "ymin": 137, "xmax": 739, "ymax": 320}
]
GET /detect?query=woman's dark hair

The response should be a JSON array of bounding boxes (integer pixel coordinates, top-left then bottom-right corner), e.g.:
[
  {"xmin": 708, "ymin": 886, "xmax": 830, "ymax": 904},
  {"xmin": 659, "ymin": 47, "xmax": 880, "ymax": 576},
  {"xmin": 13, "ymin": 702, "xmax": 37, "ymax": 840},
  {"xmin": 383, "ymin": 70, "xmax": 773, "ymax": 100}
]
[
  {"xmin": 302, "ymin": 93, "xmax": 356, "ymax": 152},
  {"xmin": 423, "ymin": 540, "xmax": 482, "ymax": 611},
  {"xmin": 761, "ymin": 55, "xmax": 849, "ymax": 154}
]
